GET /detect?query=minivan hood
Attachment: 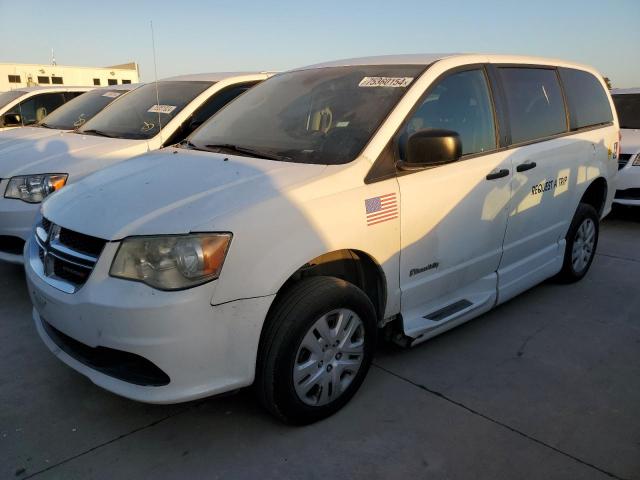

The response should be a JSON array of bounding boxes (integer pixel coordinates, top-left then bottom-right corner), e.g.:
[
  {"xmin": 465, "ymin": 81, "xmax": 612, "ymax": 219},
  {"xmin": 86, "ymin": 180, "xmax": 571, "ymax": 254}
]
[
  {"xmin": 620, "ymin": 129, "xmax": 640, "ymax": 154},
  {"xmin": 42, "ymin": 148, "xmax": 327, "ymax": 240},
  {"xmin": 0, "ymin": 126, "xmax": 66, "ymax": 147},
  {"xmin": 0, "ymin": 132, "xmax": 143, "ymax": 178}
]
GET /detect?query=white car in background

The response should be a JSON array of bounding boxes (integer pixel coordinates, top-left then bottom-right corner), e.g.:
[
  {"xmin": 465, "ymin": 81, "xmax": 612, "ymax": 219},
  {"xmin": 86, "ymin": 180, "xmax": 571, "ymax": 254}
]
[
  {"xmin": 0, "ymin": 86, "xmax": 92, "ymax": 130},
  {"xmin": 612, "ymin": 88, "xmax": 640, "ymax": 205},
  {"xmin": 0, "ymin": 72, "xmax": 270, "ymax": 263},
  {"xmin": 24, "ymin": 54, "xmax": 618, "ymax": 424},
  {"xmin": 0, "ymin": 83, "xmax": 138, "ymax": 146}
]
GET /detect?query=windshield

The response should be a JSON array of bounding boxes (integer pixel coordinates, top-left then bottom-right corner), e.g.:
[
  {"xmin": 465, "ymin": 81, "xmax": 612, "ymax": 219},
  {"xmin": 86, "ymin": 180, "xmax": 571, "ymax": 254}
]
[
  {"xmin": 39, "ymin": 89, "xmax": 130, "ymax": 130},
  {"xmin": 77, "ymin": 81, "xmax": 212, "ymax": 139},
  {"xmin": 188, "ymin": 65, "xmax": 426, "ymax": 164},
  {"xmin": 613, "ymin": 94, "xmax": 640, "ymax": 129},
  {"xmin": 0, "ymin": 91, "xmax": 24, "ymax": 110}
]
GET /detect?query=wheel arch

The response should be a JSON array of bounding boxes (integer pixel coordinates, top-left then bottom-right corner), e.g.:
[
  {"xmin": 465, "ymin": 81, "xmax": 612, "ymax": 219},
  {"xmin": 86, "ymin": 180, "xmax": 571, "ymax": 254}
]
[
  {"xmin": 256, "ymin": 249, "xmax": 388, "ymax": 364},
  {"xmin": 579, "ymin": 176, "xmax": 608, "ymax": 217}
]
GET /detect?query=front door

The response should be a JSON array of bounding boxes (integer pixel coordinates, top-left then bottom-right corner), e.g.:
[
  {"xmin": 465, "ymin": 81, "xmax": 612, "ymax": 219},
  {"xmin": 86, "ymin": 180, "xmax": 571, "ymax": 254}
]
[{"xmin": 397, "ymin": 67, "xmax": 512, "ymax": 337}]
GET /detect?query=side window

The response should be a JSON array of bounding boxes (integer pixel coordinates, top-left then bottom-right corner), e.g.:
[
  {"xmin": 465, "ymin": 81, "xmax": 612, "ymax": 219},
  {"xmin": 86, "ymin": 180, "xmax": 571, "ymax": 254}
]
[
  {"xmin": 165, "ymin": 83, "xmax": 257, "ymax": 145},
  {"xmin": 558, "ymin": 68, "xmax": 613, "ymax": 130},
  {"xmin": 191, "ymin": 83, "xmax": 255, "ymax": 127},
  {"xmin": 400, "ymin": 69, "xmax": 496, "ymax": 157},
  {"xmin": 498, "ymin": 68, "xmax": 567, "ymax": 144},
  {"xmin": 10, "ymin": 93, "xmax": 66, "ymax": 125}
]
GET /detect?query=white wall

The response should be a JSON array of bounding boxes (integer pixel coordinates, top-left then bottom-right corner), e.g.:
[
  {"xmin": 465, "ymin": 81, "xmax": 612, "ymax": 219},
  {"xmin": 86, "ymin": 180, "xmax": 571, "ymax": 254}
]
[{"xmin": 0, "ymin": 63, "xmax": 140, "ymax": 91}]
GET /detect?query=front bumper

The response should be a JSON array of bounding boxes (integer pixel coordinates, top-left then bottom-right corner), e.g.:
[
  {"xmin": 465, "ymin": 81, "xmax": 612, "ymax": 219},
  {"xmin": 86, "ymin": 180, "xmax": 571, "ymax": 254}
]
[
  {"xmin": 614, "ymin": 159, "xmax": 640, "ymax": 206},
  {"xmin": 0, "ymin": 193, "xmax": 39, "ymax": 264},
  {"xmin": 25, "ymin": 237, "xmax": 275, "ymax": 404}
]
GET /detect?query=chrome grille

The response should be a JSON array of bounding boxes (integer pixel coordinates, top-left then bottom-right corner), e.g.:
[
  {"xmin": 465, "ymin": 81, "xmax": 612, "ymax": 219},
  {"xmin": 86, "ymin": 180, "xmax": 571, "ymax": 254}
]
[
  {"xmin": 30, "ymin": 217, "xmax": 106, "ymax": 293},
  {"xmin": 618, "ymin": 153, "xmax": 632, "ymax": 170}
]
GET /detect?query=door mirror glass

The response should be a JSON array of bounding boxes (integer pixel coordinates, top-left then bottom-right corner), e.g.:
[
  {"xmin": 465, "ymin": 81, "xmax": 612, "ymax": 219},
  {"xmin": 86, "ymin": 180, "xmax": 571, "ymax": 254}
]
[
  {"xmin": 3, "ymin": 113, "xmax": 22, "ymax": 126},
  {"xmin": 401, "ymin": 128, "xmax": 462, "ymax": 169}
]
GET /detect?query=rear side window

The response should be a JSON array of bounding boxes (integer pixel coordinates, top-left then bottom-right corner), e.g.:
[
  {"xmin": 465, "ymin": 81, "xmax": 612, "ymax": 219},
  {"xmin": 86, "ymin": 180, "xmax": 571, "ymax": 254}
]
[
  {"xmin": 498, "ymin": 68, "xmax": 567, "ymax": 144},
  {"xmin": 559, "ymin": 68, "xmax": 613, "ymax": 130}
]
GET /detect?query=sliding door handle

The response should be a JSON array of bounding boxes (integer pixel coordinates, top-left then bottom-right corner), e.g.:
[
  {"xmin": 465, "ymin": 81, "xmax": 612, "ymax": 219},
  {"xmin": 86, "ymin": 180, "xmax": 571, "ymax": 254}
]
[
  {"xmin": 516, "ymin": 161, "xmax": 537, "ymax": 172},
  {"xmin": 486, "ymin": 169, "xmax": 510, "ymax": 180}
]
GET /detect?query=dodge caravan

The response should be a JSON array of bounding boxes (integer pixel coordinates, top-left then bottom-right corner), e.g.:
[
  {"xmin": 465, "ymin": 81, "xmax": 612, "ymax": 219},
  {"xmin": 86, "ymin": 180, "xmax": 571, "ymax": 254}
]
[
  {"xmin": 0, "ymin": 86, "xmax": 91, "ymax": 130},
  {"xmin": 0, "ymin": 83, "xmax": 138, "ymax": 146},
  {"xmin": 25, "ymin": 54, "xmax": 618, "ymax": 424},
  {"xmin": 0, "ymin": 73, "xmax": 270, "ymax": 263}
]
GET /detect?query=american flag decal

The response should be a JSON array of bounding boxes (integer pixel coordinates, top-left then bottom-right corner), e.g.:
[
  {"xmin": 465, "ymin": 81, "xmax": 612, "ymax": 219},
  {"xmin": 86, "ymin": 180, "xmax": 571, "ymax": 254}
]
[{"xmin": 365, "ymin": 193, "xmax": 398, "ymax": 226}]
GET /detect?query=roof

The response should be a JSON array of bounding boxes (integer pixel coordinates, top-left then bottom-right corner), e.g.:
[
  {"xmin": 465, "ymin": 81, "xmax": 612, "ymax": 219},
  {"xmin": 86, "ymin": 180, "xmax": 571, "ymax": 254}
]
[
  {"xmin": 295, "ymin": 53, "xmax": 597, "ymax": 72},
  {"xmin": 611, "ymin": 88, "xmax": 640, "ymax": 95},
  {"xmin": 301, "ymin": 53, "xmax": 460, "ymax": 70},
  {"xmin": 0, "ymin": 62, "xmax": 139, "ymax": 72},
  {"xmin": 7, "ymin": 85, "xmax": 94, "ymax": 93},
  {"xmin": 159, "ymin": 72, "xmax": 270, "ymax": 82},
  {"xmin": 106, "ymin": 62, "xmax": 138, "ymax": 70}
]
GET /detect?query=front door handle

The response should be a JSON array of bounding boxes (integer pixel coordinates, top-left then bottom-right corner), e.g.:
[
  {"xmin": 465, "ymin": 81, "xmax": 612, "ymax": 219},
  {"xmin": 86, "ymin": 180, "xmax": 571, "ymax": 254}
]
[
  {"xmin": 486, "ymin": 169, "xmax": 510, "ymax": 180},
  {"xmin": 516, "ymin": 161, "xmax": 537, "ymax": 172}
]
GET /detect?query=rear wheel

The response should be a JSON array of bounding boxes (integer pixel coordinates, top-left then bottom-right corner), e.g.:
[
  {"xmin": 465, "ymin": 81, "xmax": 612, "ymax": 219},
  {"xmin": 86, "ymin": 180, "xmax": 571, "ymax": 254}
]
[
  {"xmin": 256, "ymin": 276, "xmax": 377, "ymax": 424},
  {"xmin": 556, "ymin": 203, "xmax": 599, "ymax": 282}
]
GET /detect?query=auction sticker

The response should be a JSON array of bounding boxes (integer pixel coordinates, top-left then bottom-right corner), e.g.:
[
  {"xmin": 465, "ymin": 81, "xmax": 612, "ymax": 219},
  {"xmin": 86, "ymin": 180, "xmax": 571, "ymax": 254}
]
[
  {"xmin": 359, "ymin": 77, "xmax": 414, "ymax": 88},
  {"xmin": 102, "ymin": 92, "xmax": 122, "ymax": 98},
  {"xmin": 148, "ymin": 104, "xmax": 177, "ymax": 114}
]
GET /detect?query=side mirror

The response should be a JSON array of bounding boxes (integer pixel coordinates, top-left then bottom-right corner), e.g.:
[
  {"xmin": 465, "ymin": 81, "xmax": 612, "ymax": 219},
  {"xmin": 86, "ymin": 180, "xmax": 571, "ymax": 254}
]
[
  {"xmin": 3, "ymin": 113, "xmax": 22, "ymax": 127},
  {"xmin": 399, "ymin": 128, "xmax": 462, "ymax": 170}
]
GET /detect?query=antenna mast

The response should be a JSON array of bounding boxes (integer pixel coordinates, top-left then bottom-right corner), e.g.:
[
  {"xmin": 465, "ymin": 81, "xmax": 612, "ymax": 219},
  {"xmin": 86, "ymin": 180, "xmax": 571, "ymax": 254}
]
[{"xmin": 150, "ymin": 21, "xmax": 163, "ymax": 145}]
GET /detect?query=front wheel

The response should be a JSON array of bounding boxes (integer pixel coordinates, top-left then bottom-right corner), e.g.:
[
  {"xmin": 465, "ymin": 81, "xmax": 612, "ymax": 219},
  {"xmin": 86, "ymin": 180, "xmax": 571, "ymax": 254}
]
[
  {"xmin": 556, "ymin": 203, "xmax": 599, "ymax": 283},
  {"xmin": 256, "ymin": 276, "xmax": 377, "ymax": 424}
]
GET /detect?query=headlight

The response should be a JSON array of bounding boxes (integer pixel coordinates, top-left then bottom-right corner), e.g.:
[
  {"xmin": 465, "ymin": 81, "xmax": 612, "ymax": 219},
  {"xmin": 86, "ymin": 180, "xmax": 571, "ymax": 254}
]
[
  {"xmin": 633, "ymin": 153, "xmax": 640, "ymax": 166},
  {"xmin": 110, "ymin": 233, "xmax": 232, "ymax": 290},
  {"xmin": 4, "ymin": 174, "xmax": 68, "ymax": 203}
]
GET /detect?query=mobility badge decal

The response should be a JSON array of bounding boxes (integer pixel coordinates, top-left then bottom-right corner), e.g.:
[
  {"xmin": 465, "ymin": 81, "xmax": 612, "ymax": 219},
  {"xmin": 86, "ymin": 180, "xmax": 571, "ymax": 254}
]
[{"xmin": 365, "ymin": 193, "xmax": 398, "ymax": 226}]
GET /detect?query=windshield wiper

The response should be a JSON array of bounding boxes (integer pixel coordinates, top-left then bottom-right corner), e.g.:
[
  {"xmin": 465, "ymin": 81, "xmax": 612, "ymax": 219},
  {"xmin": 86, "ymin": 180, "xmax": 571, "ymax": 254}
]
[
  {"xmin": 37, "ymin": 122, "xmax": 56, "ymax": 129},
  {"xmin": 204, "ymin": 144, "xmax": 291, "ymax": 162},
  {"xmin": 177, "ymin": 139, "xmax": 210, "ymax": 152},
  {"xmin": 80, "ymin": 129, "xmax": 115, "ymax": 138}
]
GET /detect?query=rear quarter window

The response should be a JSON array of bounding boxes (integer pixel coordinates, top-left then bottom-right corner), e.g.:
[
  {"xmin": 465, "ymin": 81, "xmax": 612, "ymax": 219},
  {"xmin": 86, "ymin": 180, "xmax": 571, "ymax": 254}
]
[
  {"xmin": 498, "ymin": 67, "xmax": 567, "ymax": 144},
  {"xmin": 558, "ymin": 68, "xmax": 613, "ymax": 130}
]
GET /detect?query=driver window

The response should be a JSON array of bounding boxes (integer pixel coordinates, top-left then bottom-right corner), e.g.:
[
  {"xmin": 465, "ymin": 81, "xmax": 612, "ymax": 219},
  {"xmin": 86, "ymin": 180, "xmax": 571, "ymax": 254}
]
[
  {"xmin": 9, "ymin": 93, "xmax": 66, "ymax": 125},
  {"xmin": 400, "ymin": 69, "xmax": 496, "ymax": 158}
]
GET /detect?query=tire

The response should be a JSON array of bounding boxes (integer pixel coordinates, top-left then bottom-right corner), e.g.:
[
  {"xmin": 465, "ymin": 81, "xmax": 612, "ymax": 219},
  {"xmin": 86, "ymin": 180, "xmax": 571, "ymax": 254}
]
[
  {"xmin": 556, "ymin": 203, "xmax": 599, "ymax": 283},
  {"xmin": 256, "ymin": 276, "xmax": 377, "ymax": 425}
]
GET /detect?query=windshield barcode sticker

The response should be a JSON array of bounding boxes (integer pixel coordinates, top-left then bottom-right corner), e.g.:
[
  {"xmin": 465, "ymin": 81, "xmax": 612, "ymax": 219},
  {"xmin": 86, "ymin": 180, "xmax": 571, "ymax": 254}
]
[
  {"xmin": 148, "ymin": 104, "xmax": 177, "ymax": 114},
  {"xmin": 102, "ymin": 92, "xmax": 122, "ymax": 98},
  {"xmin": 359, "ymin": 77, "xmax": 414, "ymax": 88}
]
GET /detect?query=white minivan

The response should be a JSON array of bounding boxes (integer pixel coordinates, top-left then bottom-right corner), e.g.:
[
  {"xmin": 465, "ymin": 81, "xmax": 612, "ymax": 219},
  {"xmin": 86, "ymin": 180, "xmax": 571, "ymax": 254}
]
[
  {"xmin": 0, "ymin": 73, "xmax": 270, "ymax": 263},
  {"xmin": 0, "ymin": 86, "xmax": 92, "ymax": 130},
  {"xmin": 611, "ymin": 88, "xmax": 640, "ymax": 205},
  {"xmin": 25, "ymin": 54, "xmax": 618, "ymax": 424},
  {"xmin": 0, "ymin": 83, "xmax": 138, "ymax": 146}
]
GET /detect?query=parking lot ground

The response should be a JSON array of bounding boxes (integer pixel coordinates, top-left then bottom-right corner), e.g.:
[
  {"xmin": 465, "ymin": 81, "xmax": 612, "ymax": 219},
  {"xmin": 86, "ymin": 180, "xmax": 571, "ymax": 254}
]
[{"xmin": 1, "ymin": 208, "xmax": 639, "ymax": 480}]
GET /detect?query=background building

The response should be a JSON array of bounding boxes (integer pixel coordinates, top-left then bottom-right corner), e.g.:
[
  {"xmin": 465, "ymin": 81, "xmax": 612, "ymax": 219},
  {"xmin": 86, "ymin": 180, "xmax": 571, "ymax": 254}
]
[{"xmin": 0, "ymin": 62, "xmax": 140, "ymax": 91}]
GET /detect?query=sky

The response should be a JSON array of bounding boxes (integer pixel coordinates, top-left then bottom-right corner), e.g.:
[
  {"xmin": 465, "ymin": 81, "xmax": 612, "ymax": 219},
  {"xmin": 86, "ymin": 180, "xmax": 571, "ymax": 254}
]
[{"xmin": 0, "ymin": 0, "xmax": 638, "ymax": 88}]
